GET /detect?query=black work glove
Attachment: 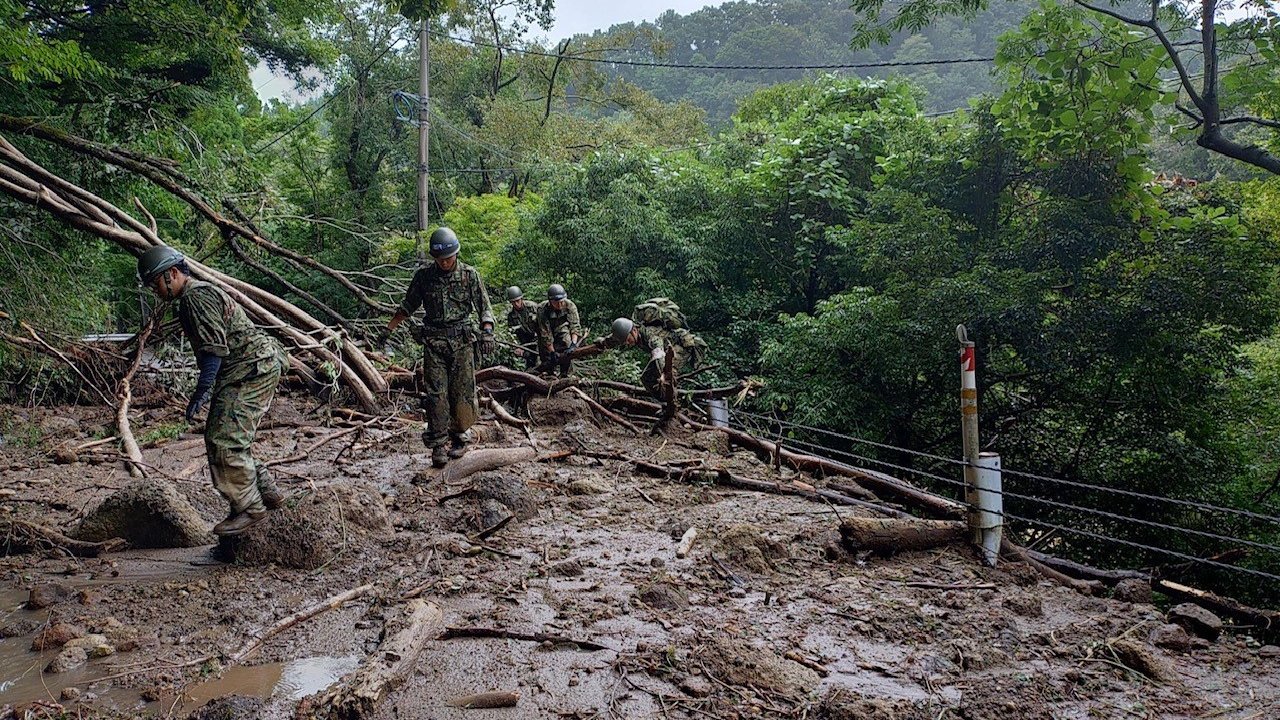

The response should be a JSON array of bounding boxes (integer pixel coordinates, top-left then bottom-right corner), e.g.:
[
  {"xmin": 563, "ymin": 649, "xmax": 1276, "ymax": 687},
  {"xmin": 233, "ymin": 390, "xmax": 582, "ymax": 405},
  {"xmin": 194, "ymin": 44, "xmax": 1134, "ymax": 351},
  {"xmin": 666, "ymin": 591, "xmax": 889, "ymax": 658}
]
[
  {"xmin": 185, "ymin": 388, "xmax": 212, "ymax": 422},
  {"xmin": 479, "ymin": 331, "xmax": 496, "ymax": 356}
]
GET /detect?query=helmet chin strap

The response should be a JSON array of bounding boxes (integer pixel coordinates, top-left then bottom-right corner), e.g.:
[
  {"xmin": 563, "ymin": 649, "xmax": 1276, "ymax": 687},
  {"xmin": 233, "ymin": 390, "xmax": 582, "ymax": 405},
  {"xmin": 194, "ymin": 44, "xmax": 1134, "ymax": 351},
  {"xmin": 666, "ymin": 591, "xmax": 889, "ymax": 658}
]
[{"xmin": 161, "ymin": 269, "xmax": 175, "ymax": 299}]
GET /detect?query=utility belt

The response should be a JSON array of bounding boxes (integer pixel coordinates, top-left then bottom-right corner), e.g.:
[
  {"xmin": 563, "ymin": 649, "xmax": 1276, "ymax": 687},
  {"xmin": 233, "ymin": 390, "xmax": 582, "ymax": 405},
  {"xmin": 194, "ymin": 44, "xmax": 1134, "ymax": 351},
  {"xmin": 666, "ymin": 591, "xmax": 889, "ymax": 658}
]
[{"xmin": 421, "ymin": 322, "xmax": 472, "ymax": 339}]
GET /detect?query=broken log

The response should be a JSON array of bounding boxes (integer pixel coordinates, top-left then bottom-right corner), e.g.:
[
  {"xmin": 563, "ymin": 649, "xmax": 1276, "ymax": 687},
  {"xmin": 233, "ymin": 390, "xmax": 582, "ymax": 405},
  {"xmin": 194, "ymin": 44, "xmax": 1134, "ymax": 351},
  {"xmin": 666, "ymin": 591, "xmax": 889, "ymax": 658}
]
[
  {"xmin": 1, "ymin": 520, "xmax": 126, "ymax": 557},
  {"xmin": 1000, "ymin": 539, "xmax": 1102, "ymax": 595},
  {"xmin": 1154, "ymin": 579, "xmax": 1280, "ymax": 644},
  {"xmin": 480, "ymin": 395, "xmax": 528, "ymax": 429},
  {"xmin": 229, "ymin": 583, "xmax": 374, "ymax": 664},
  {"xmin": 676, "ymin": 527, "xmax": 698, "ymax": 558},
  {"xmin": 427, "ymin": 446, "xmax": 538, "ymax": 485},
  {"xmin": 449, "ymin": 691, "xmax": 520, "ymax": 709},
  {"xmin": 566, "ymin": 386, "xmax": 640, "ymax": 434},
  {"xmin": 311, "ymin": 599, "xmax": 445, "ymax": 719},
  {"xmin": 1022, "ymin": 549, "xmax": 1150, "ymax": 586},
  {"xmin": 838, "ymin": 517, "xmax": 967, "ymax": 555},
  {"xmin": 116, "ymin": 314, "xmax": 158, "ymax": 479},
  {"xmin": 440, "ymin": 627, "xmax": 613, "ymax": 652}
]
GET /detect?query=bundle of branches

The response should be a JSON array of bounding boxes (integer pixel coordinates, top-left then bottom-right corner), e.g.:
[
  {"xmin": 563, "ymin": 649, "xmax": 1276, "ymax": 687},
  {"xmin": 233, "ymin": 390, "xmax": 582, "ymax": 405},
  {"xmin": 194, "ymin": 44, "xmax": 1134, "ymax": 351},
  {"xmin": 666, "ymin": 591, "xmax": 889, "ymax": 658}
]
[{"xmin": 0, "ymin": 129, "xmax": 388, "ymax": 411}]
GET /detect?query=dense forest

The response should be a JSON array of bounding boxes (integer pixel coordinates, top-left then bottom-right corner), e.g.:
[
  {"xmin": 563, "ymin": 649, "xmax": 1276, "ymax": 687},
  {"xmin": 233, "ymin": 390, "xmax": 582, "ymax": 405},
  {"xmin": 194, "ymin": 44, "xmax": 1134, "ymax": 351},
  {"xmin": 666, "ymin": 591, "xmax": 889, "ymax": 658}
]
[{"xmin": 2, "ymin": 0, "xmax": 1280, "ymax": 606}]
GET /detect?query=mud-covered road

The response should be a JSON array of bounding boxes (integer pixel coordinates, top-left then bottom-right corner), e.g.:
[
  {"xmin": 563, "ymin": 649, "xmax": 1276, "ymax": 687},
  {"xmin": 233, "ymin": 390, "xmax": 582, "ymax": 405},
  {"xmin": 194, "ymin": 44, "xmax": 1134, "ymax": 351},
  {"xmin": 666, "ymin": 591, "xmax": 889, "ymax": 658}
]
[{"xmin": 2, "ymin": 396, "xmax": 1278, "ymax": 719}]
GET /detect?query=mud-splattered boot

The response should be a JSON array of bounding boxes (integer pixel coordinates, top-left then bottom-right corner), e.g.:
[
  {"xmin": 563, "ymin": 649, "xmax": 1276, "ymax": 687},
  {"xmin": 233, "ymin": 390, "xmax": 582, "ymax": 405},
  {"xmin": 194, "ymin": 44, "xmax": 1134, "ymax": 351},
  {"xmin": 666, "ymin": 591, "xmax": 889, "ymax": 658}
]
[
  {"xmin": 257, "ymin": 468, "xmax": 285, "ymax": 510},
  {"xmin": 448, "ymin": 433, "xmax": 468, "ymax": 459},
  {"xmin": 212, "ymin": 510, "xmax": 269, "ymax": 536},
  {"xmin": 431, "ymin": 445, "xmax": 449, "ymax": 468}
]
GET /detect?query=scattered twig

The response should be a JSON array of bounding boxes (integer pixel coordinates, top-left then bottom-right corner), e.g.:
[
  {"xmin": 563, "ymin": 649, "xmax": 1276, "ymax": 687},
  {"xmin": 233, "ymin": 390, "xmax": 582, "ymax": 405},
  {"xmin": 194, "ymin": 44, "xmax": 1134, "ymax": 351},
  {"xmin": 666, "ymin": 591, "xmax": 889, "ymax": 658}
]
[{"xmin": 440, "ymin": 626, "xmax": 614, "ymax": 652}]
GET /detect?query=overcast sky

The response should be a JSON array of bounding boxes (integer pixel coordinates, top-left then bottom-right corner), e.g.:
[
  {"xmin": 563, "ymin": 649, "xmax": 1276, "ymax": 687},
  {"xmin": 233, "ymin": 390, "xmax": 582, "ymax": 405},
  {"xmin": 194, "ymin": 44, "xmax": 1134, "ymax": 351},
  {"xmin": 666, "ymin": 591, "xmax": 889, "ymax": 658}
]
[{"xmin": 253, "ymin": 0, "xmax": 712, "ymax": 101}]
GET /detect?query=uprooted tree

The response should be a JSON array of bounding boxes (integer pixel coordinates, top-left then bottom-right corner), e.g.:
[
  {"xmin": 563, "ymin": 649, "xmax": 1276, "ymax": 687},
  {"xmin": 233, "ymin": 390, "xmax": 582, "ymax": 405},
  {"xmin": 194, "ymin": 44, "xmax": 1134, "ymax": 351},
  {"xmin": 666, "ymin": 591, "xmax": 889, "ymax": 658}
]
[{"xmin": 0, "ymin": 128, "xmax": 390, "ymax": 412}]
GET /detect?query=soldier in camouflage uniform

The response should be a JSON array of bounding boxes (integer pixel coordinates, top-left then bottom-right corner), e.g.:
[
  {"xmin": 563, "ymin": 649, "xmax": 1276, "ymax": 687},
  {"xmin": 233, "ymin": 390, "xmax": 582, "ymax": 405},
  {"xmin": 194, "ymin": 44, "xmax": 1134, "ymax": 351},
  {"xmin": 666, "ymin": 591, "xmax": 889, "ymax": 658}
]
[
  {"xmin": 607, "ymin": 311, "xmax": 707, "ymax": 399},
  {"xmin": 384, "ymin": 227, "xmax": 495, "ymax": 468},
  {"xmin": 137, "ymin": 246, "xmax": 288, "ymax": 536},
  {"xmin": 537, "ymin": 284, "xmax": 581, "ymax": 376},
  {"xmin": 505, "ymin": 286, "xmax": 541, "ymax": 370}
]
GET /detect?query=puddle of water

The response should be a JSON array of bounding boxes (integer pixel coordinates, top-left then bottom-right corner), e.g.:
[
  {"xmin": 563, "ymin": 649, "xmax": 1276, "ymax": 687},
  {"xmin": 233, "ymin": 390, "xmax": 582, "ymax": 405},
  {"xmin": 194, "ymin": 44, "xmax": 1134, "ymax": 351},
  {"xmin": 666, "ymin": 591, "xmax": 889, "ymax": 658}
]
[{"xmin": 177, "ymin": 655, "xmax": 360, "ymax": 710}]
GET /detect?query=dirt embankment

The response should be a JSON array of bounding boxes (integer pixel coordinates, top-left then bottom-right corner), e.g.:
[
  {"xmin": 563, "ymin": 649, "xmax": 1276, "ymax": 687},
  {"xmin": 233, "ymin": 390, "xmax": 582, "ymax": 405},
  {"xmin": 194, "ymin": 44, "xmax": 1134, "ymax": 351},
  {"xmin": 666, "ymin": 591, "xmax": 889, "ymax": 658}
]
[{"xmin": 2, "ymin": 397, "xmax": 1278, "ymax": 719}]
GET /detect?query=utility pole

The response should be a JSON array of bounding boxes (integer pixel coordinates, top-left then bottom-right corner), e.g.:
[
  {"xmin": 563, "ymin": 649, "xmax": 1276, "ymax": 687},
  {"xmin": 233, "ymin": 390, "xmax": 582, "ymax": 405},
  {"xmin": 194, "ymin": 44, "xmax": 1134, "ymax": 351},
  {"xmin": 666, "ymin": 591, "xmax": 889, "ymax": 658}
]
[{"xmin": 417, "ymin": 17, "xmax": 431, "ymax": 241}]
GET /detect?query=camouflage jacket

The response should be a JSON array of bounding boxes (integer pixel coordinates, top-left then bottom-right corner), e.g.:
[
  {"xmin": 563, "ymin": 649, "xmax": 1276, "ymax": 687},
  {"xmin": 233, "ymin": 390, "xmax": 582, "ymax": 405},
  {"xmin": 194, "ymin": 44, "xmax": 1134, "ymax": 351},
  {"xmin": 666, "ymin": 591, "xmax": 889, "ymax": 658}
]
[
  {"xmin": 176, "ymin": 280, "xmax": 281, "ymax": 386},
  {"xmin": 507, "ymin": 300, "xmax": 540, "ymax": 340},
  {"xmin": 400, "ymin": 261, "xmax": 495, "ymax": 336},
  {"xmin": 537, "ymin": 299, "xmax": 581, "ymax": 347}
]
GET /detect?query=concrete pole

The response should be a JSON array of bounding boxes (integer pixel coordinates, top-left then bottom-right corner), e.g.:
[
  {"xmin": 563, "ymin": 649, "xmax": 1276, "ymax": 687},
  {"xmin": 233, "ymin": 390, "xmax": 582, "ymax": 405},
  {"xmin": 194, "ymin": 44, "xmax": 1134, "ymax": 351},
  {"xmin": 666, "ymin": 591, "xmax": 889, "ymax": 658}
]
[{"xmin": 975, "ymin": 452, "xmax": 1002, "ymax": 566}]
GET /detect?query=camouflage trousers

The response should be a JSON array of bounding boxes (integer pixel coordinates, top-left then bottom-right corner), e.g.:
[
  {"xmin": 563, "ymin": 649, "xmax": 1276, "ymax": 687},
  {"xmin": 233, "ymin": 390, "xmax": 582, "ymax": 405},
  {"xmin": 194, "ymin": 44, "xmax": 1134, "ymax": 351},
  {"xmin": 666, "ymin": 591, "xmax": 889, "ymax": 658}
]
[
  {"xmin": 422, "ymin": 336, "xmax": 479, "ymax": 448},
  {"xmin": 641, "ymin": 346, "xmax": 688, "ymax": 399},
  {"xmin": 205, "ymin": 357, "xmax": 283, "ymax": 515}
]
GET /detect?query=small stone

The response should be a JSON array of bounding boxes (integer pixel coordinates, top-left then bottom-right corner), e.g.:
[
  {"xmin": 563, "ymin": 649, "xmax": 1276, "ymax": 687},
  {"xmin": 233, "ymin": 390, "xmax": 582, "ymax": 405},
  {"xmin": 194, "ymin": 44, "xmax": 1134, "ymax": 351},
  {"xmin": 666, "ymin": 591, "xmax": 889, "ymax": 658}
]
[
  {"xmin": 568, "ymin": 478, "xmax": 613, "ymax": 495},
  {"xmin": 140, "ymin": 687, "xmax": 162, "ymax": 702},
  {"xmin": 32, "ymin": 621, "xmax": 86, "ymax": 650},
  {"xmin": 649, "ymin": 557, "xmax": 665, "ymax": 568},
  {"xmin": 61, "ymin": 686, "xmax": 81, "ymax": 701},
  {"xmin": 27, "ymin": 582, "xmax": 75, "ymax": 609},
  {"xmin": 548, "ymin": 559, "xmax": 585, "ymax": 577},
  {"xmin": 77, "ymin": 590, "xmax": 97, "ymax": 605},
  {"xmin": 679, "ymin": 674, "xmax": 713, "ymax": 698},
  {"xmin": 1110, "ymin": 639, "xmax": 1171, "ymax": 682},
  {"xmin": 45, "ymin": 646, "xmax": 89, "ymax": 673},
  {"xmin": 52, "ymin": 448, "xmax": 79, "ymax": 465},
  {"xmin": 1259, "ymin": 645, "xmax": 1280, "ymax": 658},
  {"xmin": 727, "ymin": 587, "xmax": 748, "ymax": 599},
  {"xmin": 1168, "ymin": 603, "xmax": 1223, "ymax": 641},
  {"xmin": 1149, "ymin": 624, "xmax": 1194, "ymax": 653}
]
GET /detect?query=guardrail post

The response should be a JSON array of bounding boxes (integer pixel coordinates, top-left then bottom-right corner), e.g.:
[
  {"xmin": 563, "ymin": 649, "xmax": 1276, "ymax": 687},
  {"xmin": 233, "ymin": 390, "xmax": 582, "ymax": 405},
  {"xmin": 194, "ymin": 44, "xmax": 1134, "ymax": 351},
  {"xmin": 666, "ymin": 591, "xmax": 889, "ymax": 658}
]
[{"xmin": 975, "ymin": 452, "xmax": 1002, "ymax": 566}]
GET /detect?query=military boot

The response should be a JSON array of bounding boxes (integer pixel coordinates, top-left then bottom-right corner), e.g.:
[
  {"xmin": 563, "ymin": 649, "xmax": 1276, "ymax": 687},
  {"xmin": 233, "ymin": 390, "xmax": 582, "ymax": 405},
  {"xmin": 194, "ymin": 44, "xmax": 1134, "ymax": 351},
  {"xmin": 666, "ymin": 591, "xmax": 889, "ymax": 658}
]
[
  {"xmin": 448, "ymin": 433, "xmax": 468, "ymax": 459},
  {"xmin": 431, "ymin": 445, "xmax": 449, "ymax": 468},
  {"xmin": 257, "ymin": 471, "xmax": 285, "ymax": 510},
  {"xmin": 212, "ymin": 510, "xmax": 269, "ymax": 536}
]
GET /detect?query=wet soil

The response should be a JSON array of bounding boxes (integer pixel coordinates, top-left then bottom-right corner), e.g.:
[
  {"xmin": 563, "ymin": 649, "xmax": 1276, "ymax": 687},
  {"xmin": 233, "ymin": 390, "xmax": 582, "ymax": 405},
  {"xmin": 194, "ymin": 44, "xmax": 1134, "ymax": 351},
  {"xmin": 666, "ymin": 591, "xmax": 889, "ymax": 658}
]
[{"xmin": 2, "ymin": 398, "xmax": 1279, "ymax": 719}]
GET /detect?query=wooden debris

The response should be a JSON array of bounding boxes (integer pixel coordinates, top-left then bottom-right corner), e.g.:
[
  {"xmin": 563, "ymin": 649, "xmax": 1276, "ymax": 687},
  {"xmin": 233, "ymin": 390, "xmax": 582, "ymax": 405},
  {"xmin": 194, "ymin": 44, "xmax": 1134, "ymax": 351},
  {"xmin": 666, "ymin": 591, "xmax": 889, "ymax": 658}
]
[
  {"xmin": 310, "ymin": 599, "xmax": 445, "ymax": 718},
  {"xmin": 229, "ymin": 583, "xmax": 374, "ymax": 664},
  {"xmin": 566, "ymin": 386, "xmax": 640, "ymax": 434},
  {"xmin": 448, "ymin": 691, "xmax": 520, "ymax": 709},
  {"xmin": 1, "ymin": 520, "xmax": 125, "ymax": 557},
  {"xmin": 839, "ymin": 517, "xmax": 967, "ymax": 555},
  {"xmin": 429, "ymin": 446, "xmax": 538, "ymax": 485},
  {"xmin": 440, "ymin": 626, "xmax": 613, "ymax": 652},
  {"xmin": 676, "ymin": 527, "xmax": 698, "ymax": 558}
]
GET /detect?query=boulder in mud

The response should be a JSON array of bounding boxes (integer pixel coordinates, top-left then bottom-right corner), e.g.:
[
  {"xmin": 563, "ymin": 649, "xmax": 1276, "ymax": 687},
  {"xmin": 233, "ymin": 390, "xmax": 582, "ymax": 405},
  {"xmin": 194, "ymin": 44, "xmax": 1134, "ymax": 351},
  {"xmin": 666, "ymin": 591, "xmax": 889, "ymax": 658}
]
[
  {"xmin": 186, "ymin": 695, "xmax": 265, "ymax": 720},
  {"xmin": 27, "ymin": 582, "xmax": 75, "ymax": 609},
  {"xmin": 45, "ymin": 645, "xmax": 88, "ymax": 673},
  {"xmin": 717, "ymin": 524, "xmax": 790, "ymax": 573},
  {"xmin": 701, "ymin": 636, "xmax": 820, "ymax": 697},
  {"xmin": 1149, "ymin": 623, "xmax": 1195, "ymax": 653},
  {"xmin": 75, "ymin": 478, "xmax": 213, "ymax": 548},
  {"xmin": 31, "ymin": 621, "xmax": 86, "ymax": 650},
  {"xmin": 470, "ymin": 471, "xmax": 542, "ymax": 520},
  {"xmin": 217, "ymin": 481, "xmax": 392, "ymax": 570},
  {"xmin": 1, "ymin": 618, "xmax": 41, "ymax": 638},
  {"xmin": 64, "ymin": 633, "xmax": 114, "ymax": 658},
  {"xmin": 1168, "ymin": 603, "xmax": 1223, "ymax": 641},
  {"xmin": 635, "ymin": 576, "xmax": 689, "ymax": 610},
  {"xmin": 1110, "ymin": 639, "xmax": 1171, "ymax": 681},
  {"xmin": 1112, "ymin": 578, "xmax": 1153, "ymax": 604},
  {"xmin": 568, "ymin": 477, "xmax": 613, "ymax": 495}
]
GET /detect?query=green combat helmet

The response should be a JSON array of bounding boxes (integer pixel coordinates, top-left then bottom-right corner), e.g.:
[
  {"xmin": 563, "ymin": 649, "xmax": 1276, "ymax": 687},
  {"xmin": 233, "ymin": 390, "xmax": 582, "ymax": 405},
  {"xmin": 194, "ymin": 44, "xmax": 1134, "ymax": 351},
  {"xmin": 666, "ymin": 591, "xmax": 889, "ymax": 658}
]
[
  {"xmin": 506, "ymin": 286, "xmax": 524, "ymax": 301},
  {"xmin": 428, "ymin": 227, "xmax": 460, "ymax": 258},
  {"xmin": 611, "ymin": 318, "xmax": 634, "ymax": 344},
  {"xmin": 137, "ymin": 245, "xmax": 186, "ymax": 285},
  {"xmin": 547, "ymin": 284, "xmax": 567, "ymax": 301}
]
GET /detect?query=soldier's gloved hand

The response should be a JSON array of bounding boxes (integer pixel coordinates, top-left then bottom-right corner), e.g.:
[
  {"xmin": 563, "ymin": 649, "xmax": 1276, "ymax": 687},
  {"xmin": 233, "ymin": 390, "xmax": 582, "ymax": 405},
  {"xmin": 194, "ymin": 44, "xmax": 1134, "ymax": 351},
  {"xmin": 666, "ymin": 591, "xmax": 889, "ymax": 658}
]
[
  {"xmin": 479, "ymin": 331, "xmax": 496, "ymax": 356},
  {"xmin": 185, "ymin": 388, "xmax": 212, "ymax": 423}
]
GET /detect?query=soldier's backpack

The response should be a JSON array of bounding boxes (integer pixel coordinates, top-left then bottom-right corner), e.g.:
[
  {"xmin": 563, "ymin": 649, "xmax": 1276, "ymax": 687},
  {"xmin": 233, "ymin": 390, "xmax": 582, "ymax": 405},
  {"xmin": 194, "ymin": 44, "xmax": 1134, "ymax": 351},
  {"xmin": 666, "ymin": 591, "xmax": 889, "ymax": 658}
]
[
  {"xmin": 632, "ymin": 297, "xmax": 688, "ymax": 330},
  {"xmin": 671, "ymin": 327, "xmax": 708, "ymax": 369}
]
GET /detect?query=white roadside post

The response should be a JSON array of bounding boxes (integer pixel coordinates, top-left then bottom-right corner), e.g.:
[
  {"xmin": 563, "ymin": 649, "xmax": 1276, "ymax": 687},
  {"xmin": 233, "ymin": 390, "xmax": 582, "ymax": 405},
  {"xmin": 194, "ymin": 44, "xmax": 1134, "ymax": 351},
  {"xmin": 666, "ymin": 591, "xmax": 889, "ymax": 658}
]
[{"xmin": 957, "ymin": 324, "xmax": 1001, "ymax": 566}]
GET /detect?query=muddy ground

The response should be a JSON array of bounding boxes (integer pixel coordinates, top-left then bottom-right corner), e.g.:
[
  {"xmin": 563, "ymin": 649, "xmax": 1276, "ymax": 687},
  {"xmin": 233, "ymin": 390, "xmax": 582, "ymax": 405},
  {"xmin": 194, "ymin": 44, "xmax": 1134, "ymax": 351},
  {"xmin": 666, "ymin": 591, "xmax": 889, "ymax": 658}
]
[{"xmin": 1, "ymin": 395, "xmax": 1278, "ymax": 719}]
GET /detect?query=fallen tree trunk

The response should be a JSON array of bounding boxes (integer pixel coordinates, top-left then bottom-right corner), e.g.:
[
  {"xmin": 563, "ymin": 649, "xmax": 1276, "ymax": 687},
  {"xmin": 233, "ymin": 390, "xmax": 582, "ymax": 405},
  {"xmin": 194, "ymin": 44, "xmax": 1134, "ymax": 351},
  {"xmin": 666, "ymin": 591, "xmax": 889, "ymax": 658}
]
[
  {"xmin": 1023, "ymin": 549, "xmax": 1150, "ymax": 585},
  {"xmin": 1, "ymin": 520, "xmax": 126, "ymax": 557},
  {"xmin": 0, "ymin": 132, "xmax": 385, "ymax": 412},
  {"xmin": 1000, "ymin": 539, "xmax": 1102, "ymax": 595},
  {"xmin": 839, "ymin": 517, "xmax": 967, "ymax": 555},
  {"xmin": 309, "ymin": 599, "xmax": 445, "ymax": 719}
]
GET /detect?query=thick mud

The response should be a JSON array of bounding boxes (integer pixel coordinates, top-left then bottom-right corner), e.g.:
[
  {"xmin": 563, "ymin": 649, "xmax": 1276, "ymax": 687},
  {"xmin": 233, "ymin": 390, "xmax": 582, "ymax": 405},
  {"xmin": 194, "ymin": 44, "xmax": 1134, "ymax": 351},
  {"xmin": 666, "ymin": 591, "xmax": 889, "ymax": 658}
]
[{"xmin": 1, "ymin": 398, "xmax": 1278, "ymax": 719}]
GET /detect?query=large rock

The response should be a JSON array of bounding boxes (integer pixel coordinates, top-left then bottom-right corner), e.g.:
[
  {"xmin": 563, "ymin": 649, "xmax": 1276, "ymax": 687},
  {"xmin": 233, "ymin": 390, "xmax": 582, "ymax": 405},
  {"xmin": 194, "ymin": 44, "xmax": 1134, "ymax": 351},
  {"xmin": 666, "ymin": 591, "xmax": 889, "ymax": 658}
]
[
  {"xmin": 75, "ymin": 478, "xmax": 213, "ymax": 548},
  {"xmin": 527, "ymin": 396, "xmax": 589, "ymax": 427},
  {"xmin": 1168, "ymin": 603, "xmax": 1223, "ymax": 641},
  {"xmin": 31, "ymin": 621, "xmax": 86, "ymax": 651},
  {"xmin": 27, "ymin": 582, "xmax": 75, "ymax": 609},
  {"xmin": 217, "ymin": 480, "xmax": 391, "ymax": 570},
  {"xmin": 1112, "ymin": 579, "xmax": 1153, "ymax": 604},
  {"xmin": 45, "ymin": 646, "xmax": 88, "ymax": 673},
  {"xmin": 1149, "ymin": 623, "xmax": 1195, "ymax": 653}
]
